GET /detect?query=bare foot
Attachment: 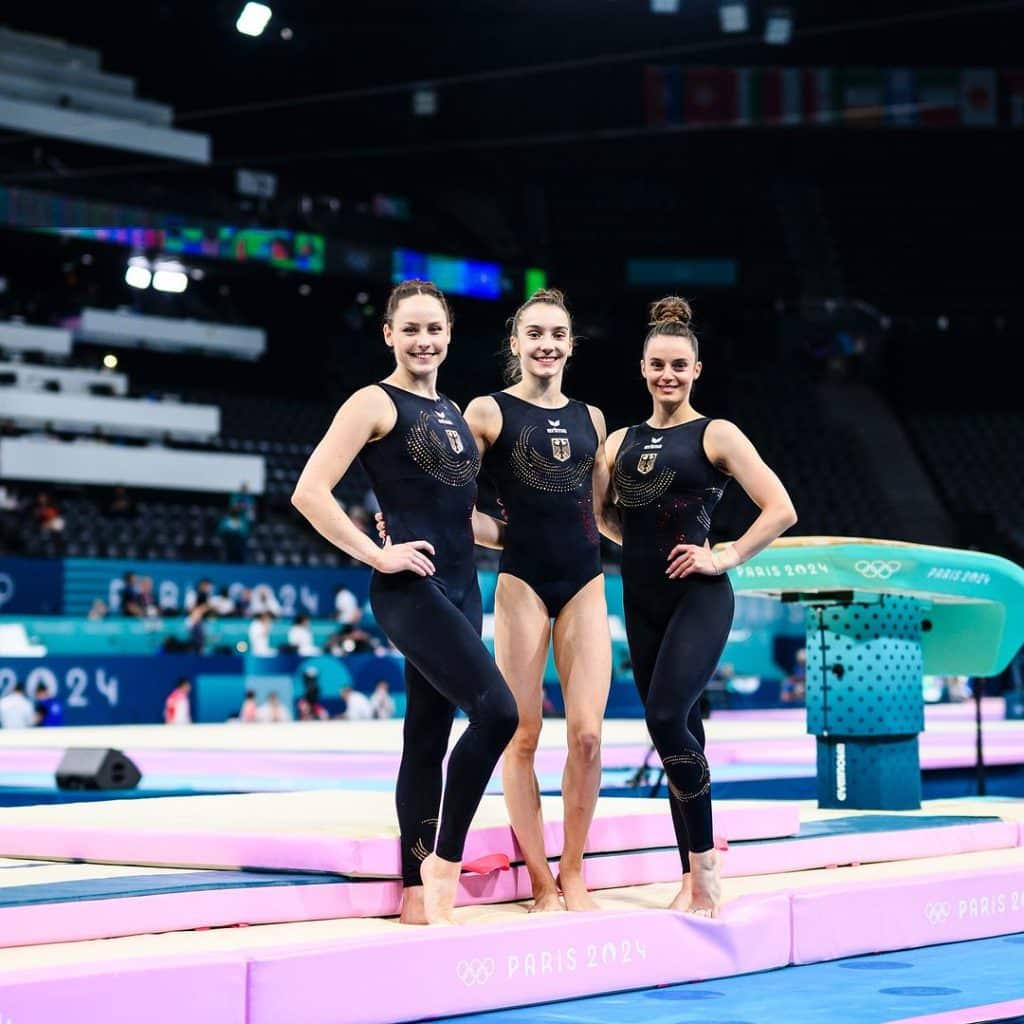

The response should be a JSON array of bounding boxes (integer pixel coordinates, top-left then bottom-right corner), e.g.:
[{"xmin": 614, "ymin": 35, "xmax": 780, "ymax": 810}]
[
  {"xmin": 529, "ymin": 888, "xmax": 564, "ymax": 914},
  {"xmin": 399, "ymin": 885, "xmax": 427, "ymax": 925},
  {"xmin": 420, "ymin": 853, "xmax": 461, "ymax": 926},
  {"xmin": 666, "ymin": 873, "xmax": 694, "ymax": 912},
  {"xmin": 557, "ymin": 867, "xmax": 600, "ymax": 912},
  {"xmin": 687, "ymin": 849, "xmax": 722, "ymax": 918}
]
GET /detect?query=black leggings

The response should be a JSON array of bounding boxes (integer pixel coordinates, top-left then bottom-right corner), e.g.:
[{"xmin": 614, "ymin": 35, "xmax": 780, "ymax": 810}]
[
  {"xmin": 370, "ymin": 573, "xmax": 519, "ymax": 887},
  {"xmin": 624, "ymin": 574, "xmax": 734, "ymax": 873}
]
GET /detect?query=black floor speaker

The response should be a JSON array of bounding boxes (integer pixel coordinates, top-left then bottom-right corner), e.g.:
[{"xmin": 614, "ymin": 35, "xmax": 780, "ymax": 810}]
[{"xmin": 55, "ymin": 747, "xmax": 142, "ymax": 790}]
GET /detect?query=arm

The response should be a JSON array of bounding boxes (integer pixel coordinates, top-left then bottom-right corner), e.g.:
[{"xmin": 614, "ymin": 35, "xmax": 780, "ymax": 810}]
[
  {"xmin": 292, "ymin": 387, "xmax": 436, "ymax": 577},
  {"xmin": 464, "ymin": 395, "xmax": 506, "ymax": 549},
  {"xmin": 596, "ymin": 424, "xmax": 626, "ymax": 546},
  {"xmin": 666, "ymin": 419, "xmax": 797, "ymax": 579}
]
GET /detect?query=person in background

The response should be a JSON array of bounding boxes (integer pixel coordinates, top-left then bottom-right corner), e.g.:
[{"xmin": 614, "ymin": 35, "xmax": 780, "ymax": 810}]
[
  {"xmin": 34, "ymin": 492, "xmax": 64, "ymax": 534},
  {"xmin": 164, "ymin": 678, "xmax": 192, "ymax": 725},
  {"xmin": 780, "ymin": 649, "xmax": 807, "ymax": 704},
  {"xmin": 87, "ymin": 598, "xmax": 109, "ymax": 621},
  {"xmin": 186, "ymin": 578, "xmax": 214, "ymax": 612},
  {"xmin": 258, "ymin": 691, "xmax": 292, "ymax": 723},
  {"xmin": 217, "ymin": 503, "xmax": 250, "ymax": 563},
  {"xmin": 210, "ymin": 585, "xmax": 236, "ymax": 617},
  {"xmin": 230, "ymin": 482, "xmax": 257, "ymax": 524},
  {"xmin": 34, "ymin": 682, "xmax": 65, "ymax": 726},
  {"xmin": 120, "ymin": 572, "xmax": 143, "ymax": 617},
  {"xmin": 107, "ymin": 485, "xmax": 136, "ymax": 519},
  {"xmin": 370, "ymin": 680, "xmax": 396, "ymax": 720},
  {"xmin": 0, "ymin": 681, "xmax": 37, "ymax": 729},
  {"xmin": 137, "ymin": 576, "xmax": 159, "ymax": 618},
  {"xmin": 287, "ymin": 613, "xmax": 320, "ymax": 655},
  {"xmin": 340, "ymin": 684, "xmax": 374, "ymax": 721},
  {"xmin": 186, "ymin": 599, "xmax": 213, "ymax": 654},
  {"xmin": 334, "ymin": 584, "xmax": 362, "ymax": 625},
  {"xmin": 239, "ymin": 690, "xmax": 260, "ymax": 722},
  {"xmin": 234, "ymin": 586, "xmax": 252, "ymax": 618},
  {"xmin": 297, "ymin": 668, "xmax": 330, "ymax": 721},
  {"xmin": 248, "ymin": 610, "xmax": 275, "ymax": 656}
]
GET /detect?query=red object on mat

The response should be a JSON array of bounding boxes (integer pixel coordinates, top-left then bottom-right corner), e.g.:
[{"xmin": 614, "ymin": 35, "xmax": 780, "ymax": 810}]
[{"xmin": 462, "ymin": 853, "xmax": 511, "ymax": 875}]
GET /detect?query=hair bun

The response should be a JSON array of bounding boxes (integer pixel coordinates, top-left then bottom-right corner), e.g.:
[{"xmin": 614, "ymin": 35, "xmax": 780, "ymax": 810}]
[
  {"xmin": 649, "ymin": 296, "xmax": 692, "ymax": 327},
  {"xmin": 529, "ymin": 287, "xmax": 567, "ymax": 306}
]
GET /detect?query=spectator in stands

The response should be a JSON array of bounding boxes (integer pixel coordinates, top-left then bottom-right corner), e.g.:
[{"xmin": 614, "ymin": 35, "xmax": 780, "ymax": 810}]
[
  {"xmin": 234, "ymin": 587, "xmax": 252, "ymax": 618},
  {"xmin": 780, "ymin": 649, "xmax": 807, "ymax": 704},
  {"xmin": 287, "ymin": 613, "xmax": 319, "ymax": 656},
  {"xmin": 217, "ymin": 503, "xmax": 250, "ymax": 563},
  {"xmin": 258, "ymin": 691, "xmax": 292, "ymax": 723},
  {"xmin": 34, "ymin": 682, "xmax": 64, "ymax": 727},
  {"xmin": 107, "ymin": 485, "xmax": 136, "ymax": 519},
  {"xmin": 249, "ymin": 584, "xmax": 281, "ymax": 617},
  {"xmin": 0, "ymin": 484, "xmax": 18, "ymax": 511},
  {"xmin": 346, "ymin": 504, "xmax": 374, "ymax": 540},
  {"xmin": 340, "ymin": 684, "xmax": 374, "ymax": 721},
  {"xmin": 248, "ymin": 610, "xmax": 275, "ymax": 656},
  {"xmin": 210, "ymin": 585, "xmax": 236, "ymax": 617},
  {"xmin": 297, "ymin": 668, "xmax": 329, "ymax": 721},
  {"xmin": 334, "ymin": 584, "xmax": 362, "ymax": 625},
  {"xmin": 0, "ymin": 681, "xmax": 37, "ymax": 729},
  {"xmin": 33, "ymin": 492, "xmax": 64, "ymax": 534},
  {"xmin": 186, "ymin": 599, "xmax": 214, "ymax": 654},
  {"xmin": 370, "ymin": 680, "xmax": 396, "ymax": 720},
  {"xmin": 230, "ymin": 483, "xmax": 257, "ymax": 524},
  {"xmin": 325, "ymin": 623, "xmax": 378, "ymax": 656},
  {"xmin": 239, "ymin": 690, "xmax": 259, "ymax": 723},
  {"xmin": 186, "ymin": 579, "xmax": 214, "ymax": 612},
  {"xmin": 120, "ymin": 572, "xmax": 143, "ymax": 617},
  {"xmin": 137, "ymin": 576, "xmax": 159, "ymax": 618},
  {"xmin": 163, "ymin": 678, "xmax": 192, "ymax": 725},
  {"xmin": 87, "ymin": 598, "xmax": 109, "ymax": 621}
]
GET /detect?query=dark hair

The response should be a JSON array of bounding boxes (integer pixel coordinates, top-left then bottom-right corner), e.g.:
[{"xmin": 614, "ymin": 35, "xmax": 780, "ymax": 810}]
[
  {"xmin": 644, "ymin": 295, "xmax": 698, "ymax": 359},
  {"xmin": 384, "ymin": 279, "xmax": 452, "ymax": 328},
  {"xmin": 503, "ymin": 288, "xmax": 573, "ymax": 384}
]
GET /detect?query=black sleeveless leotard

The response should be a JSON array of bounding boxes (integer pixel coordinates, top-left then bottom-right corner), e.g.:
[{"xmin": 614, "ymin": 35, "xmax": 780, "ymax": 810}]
[
  {"xmin": 481, "ymin": 392, "xmax": 602, "ymax": 617},
  {"xmin": 614, "ymin": 417, "xmax": 734, "ymax": 869},
  {"xmin": 359, "ymin": 382, "xmax": 518, "ymax": 885}
]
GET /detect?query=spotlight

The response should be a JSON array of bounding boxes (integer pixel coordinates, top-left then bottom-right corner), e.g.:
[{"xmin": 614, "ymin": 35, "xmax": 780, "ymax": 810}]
[
  {"xmin": 764, "ymin": 7, "xmax": 793, "ymax": 44},
  {"xmin": 102, "ymin": 353, "xmax": 118, "ymax": 370},
  {"xmin": 236, "ymin": 2, "xmax": 272, "ymax": 37},
  {"xmin": 355, "ymin": 291, "xmax": 369, "ymax": 304},
  {"xmin": 719, "ymin": 2, "xmax": 749, "ymax": 32},
  {"xmin": 125, "ymin": 257, "xmax": 151, "ymax": 290},
  {"xmin": 280, "ymin": 26, "xmax": 293, "ymax": 40},
  {"xmin": 299, "ymin": 283, "xmax": 312, "ymax": 296},
  {"xmin": 152, "ymin": 261, "xmax": 188, "ymax": 294},
  {"xmin": 937, "ymin": 316, "xmax": 949, "ymax": 331},
  {"xmin": 412, "ymin": 88, "xmax": 438, "ymax": 117},
  {"xmin": 650, "ymin": 0, "xmax": 680, "ymax": 12}
]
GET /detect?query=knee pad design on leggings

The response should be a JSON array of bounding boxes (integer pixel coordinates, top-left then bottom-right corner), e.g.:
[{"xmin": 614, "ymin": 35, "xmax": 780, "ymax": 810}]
[{"xmin": 663, "ymin": 751, "xmax": 711, "ymax": 803}]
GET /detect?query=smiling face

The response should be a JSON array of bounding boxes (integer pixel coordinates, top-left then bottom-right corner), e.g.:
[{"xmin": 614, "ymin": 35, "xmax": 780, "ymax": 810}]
[
  {"xmin": 510, "ymin": 301, "xmax": 572, "ymax": 383},
  {"xmin": 641, "ymin": 333, "xmax": 701, "ymax": 406},
  {"xmin": 383, "ymin": 293, "xmax": 451, "ymax": 379}
]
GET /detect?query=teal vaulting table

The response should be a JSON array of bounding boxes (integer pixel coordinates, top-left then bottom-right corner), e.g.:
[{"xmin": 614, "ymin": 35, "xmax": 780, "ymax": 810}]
[{"xmin": 727, "ymin": 537, "xmax": 1024, "ymax": 810}]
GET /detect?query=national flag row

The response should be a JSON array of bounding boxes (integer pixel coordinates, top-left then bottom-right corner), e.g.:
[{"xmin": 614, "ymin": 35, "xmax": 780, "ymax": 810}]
[{"xmin": 644, "ymin": 67, "xmax": 1024, "ymax": 129}]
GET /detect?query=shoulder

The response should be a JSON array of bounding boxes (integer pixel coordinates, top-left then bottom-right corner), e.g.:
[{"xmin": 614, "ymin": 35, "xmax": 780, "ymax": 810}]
[
  {"xmin": 464, "ymin": 394, "xmax": 503, "ymax": 431},
  {"xmin": 605, "ymin": 425, "xmax": 630, "ymax": 461},
  {"xmin": 334, "ymin": 385, "xmax": 398, "ymax": 440},
  {"xmin": 703, "ymin": 418, "xmax": 753, "ymax": 468}
]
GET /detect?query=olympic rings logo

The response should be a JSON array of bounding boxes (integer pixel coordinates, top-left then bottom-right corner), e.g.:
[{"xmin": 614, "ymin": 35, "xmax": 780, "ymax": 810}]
[
  {"xmin": 854, "ymin": 560, "xmax": 902, "ymax": 580},
  {"xmin": 924, "ymin": 901, "xmax": 951, "ymax": 925},
  {"xmin": 456, "ymin": 957, "xmax": 495, "ymax": 987}
]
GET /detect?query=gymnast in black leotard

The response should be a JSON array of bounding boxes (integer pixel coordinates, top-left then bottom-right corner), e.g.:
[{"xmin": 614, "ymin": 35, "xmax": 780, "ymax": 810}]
[
  {"xmin": 599, "ymin": 296, "xmax": 797, "ymax": 918},
  {"xmin": 292, "ymin": 279, "xmax": 517, "ymax": 926},
  {"xmin": 463, "ymin": 289, "xmax": 612, "ymax": 913}
]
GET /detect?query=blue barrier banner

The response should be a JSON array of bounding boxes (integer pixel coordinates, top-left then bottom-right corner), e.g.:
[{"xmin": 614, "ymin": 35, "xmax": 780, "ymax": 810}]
[
  {"xmin": 0, "ymin": 655, "xmax": 242, "ymax": 726},
  {"xmin": 0, "ymin": 557, "xmax": 64, "ymax": 615},
  {"xmin": 64, "ymin": 558, "xmax": 370, "ymax": 617}
]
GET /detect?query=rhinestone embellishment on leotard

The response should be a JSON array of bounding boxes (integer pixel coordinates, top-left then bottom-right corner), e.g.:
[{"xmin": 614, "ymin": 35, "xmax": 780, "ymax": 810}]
[
  {"xmin": 663, "ymin": 751, "xmax": 711, "ymax": 802},
  {"xmin": 406, "ymin": 411, "xmax": 479, "ymax": 487},
  {"xmin": 510, "ymin": 425, "xmax": 592, "ymax": 493},
  {"xmin": 614, "ymin": 446, "xmax": 676, "ymax": 507}
]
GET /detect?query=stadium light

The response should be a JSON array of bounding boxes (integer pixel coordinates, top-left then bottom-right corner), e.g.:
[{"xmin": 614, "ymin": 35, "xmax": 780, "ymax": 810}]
[
  {"xmin": 719, "ymin": 2, "xmax": 749, "ymax": 32},
  {"xmin": 125, "ymin": 257, "xmax": 151, "ymax": 290},
  {"xmin": 764, "ymin": 7, "xmax": 793, "ymax": 44},
  {"xmin": 152, "ymin": 261, "xmax": 188, "ymax": 294},
  {"xmin": 412, "ymin": 88, "xmax": 438, "ymax": 117},
  {"xmin": 236, "ymin": 3, "xmax": 272, "ymax": 37},
  {"xmin": 651, "ymin": 0, "xmax": 680, "ymax": 12},
  {"xmin": 102, "ymin": 353, "xmax": 118, "ymax": 370}
]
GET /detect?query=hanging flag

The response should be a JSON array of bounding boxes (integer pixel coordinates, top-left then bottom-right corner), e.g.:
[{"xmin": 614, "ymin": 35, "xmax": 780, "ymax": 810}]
[
  {"xmin": 917, "ymin": 68, "xmax": 959, "ymax": 126},
  {"xmin": 842, "ymin": 68, "xmax": 885, "ymax": 124},
  {"xmin": 960, "ymin": 68, "xmax": 997, "ymax": 125},
  {"xmin": 683, "ymin": 68, "xmax": 738, "ymax": 126},
  {"xmin": 1003, "ymin": 69, "xmax": 1024, "ymax": 126},
  {"xmin": 644, "ymin": 65, "xmax": 682, "ymax": 126},
  {"xmin": 885, "ymin": 69, "xmax": 917, "ymax": 126},
  {"xmin": 802, "ymin": 68, "xmax": 838, "ymax": 125},
  {"xmin": 737, "ymin": 68, "xmax": 802, "ymax": 125}
]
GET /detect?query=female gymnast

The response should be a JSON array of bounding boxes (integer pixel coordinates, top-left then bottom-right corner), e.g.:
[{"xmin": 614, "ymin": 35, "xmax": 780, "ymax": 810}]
[
  {"xmin": 600, "ymin": 296, "xmax": 796, "ymax": 917},
  {"xmin": 292, "ymin": 279, "xmax": 518, "ymax": 926},
  {"xmin": 380, "ymin": 288, "xmax": 611, "ymax": 912}
]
